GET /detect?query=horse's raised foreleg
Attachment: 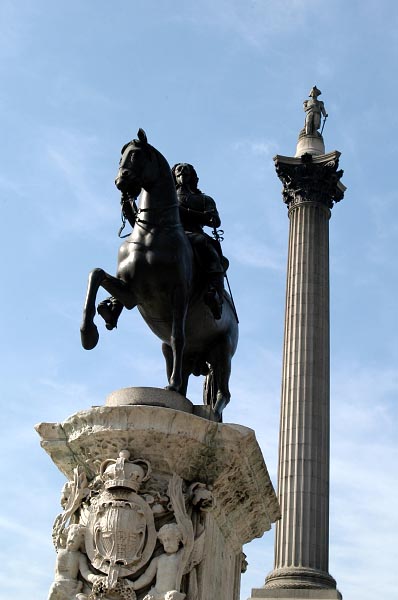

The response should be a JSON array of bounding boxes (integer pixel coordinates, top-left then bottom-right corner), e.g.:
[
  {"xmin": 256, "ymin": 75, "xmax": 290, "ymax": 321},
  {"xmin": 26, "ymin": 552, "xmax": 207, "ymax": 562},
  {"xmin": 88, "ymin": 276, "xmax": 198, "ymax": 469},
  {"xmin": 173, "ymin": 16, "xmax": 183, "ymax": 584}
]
[{"xmin": 80, "ymin": 268, "xmax": 136, "ymax": 350}]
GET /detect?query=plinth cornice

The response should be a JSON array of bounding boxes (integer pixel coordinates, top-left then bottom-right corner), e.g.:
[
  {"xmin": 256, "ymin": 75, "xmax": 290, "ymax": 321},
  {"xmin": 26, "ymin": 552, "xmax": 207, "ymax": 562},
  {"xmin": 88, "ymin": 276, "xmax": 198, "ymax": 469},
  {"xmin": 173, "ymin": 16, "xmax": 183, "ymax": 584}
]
[
  {"xmin": 36, "ymin": 403, "xmax": 281, "ymax": 551},
  {"xmin": 274, "ymin": 151, "xmax": 346, "ymax": 211}
]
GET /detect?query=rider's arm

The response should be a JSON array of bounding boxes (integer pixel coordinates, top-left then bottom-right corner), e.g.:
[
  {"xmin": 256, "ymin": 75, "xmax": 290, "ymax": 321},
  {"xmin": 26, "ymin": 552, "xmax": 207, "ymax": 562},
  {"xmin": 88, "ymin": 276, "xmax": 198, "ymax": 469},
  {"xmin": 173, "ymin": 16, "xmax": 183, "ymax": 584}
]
[
  {"xmin": 179, "ymin": 196, "xmax": 221, "ymax": 228},
  {"xmin": 203, "ymin": 196, "xmax": 221, "ymax": 228}
]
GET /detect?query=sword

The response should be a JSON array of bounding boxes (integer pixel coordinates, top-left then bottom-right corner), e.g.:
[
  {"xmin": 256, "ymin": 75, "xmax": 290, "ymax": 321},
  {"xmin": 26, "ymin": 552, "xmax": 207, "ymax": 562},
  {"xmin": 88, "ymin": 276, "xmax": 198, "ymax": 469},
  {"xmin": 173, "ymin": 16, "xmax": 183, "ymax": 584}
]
[
  {"xmin": 320, "ymin": 114, "xmax": 328, "ymax": 136},
  {"xmin": 212, "ymin": 225, "xmax": 239, "ymax": 324}
]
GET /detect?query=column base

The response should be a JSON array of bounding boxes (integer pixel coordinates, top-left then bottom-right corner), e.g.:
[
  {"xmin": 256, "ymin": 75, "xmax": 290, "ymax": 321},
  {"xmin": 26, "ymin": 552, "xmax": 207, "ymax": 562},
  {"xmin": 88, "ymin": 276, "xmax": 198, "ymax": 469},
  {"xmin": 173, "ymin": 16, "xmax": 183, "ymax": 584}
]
[
  {"xmin": 264, "ymin": 567, "xmax": 338, "ymax": 591},
  {"xmin": 249, "ymin": 567, "xmax": 342, "ymax": 600},
  {"xmin": 249, "ymin": 589, "xmax": 342, "ymax": 599}
]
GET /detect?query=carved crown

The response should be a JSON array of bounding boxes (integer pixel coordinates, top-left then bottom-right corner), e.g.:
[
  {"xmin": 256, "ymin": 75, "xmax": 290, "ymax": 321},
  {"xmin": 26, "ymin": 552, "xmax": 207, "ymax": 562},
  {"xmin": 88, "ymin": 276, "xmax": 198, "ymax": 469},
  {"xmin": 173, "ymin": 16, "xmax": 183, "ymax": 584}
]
[{"xmin": 99, "ymin": 450, "xmax": 151, "ymax": 491}]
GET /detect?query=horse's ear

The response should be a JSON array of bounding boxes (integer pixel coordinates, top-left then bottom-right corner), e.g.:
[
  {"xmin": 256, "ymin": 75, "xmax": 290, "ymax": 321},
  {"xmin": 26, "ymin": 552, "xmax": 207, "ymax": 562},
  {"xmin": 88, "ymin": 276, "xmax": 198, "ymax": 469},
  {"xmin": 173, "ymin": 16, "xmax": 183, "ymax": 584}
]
[{"xmin": 137, "ymin": 129, "xmax": 148, "ymax": 144}]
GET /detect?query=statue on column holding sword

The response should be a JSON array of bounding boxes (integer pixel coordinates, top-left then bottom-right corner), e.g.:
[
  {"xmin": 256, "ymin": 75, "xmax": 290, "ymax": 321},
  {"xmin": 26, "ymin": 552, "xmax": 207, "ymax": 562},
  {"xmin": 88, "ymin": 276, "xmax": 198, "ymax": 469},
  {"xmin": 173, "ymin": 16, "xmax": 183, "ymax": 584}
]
[{"xmin": 303, "ymin": 85, "xmax": 328, "ymax": 136}]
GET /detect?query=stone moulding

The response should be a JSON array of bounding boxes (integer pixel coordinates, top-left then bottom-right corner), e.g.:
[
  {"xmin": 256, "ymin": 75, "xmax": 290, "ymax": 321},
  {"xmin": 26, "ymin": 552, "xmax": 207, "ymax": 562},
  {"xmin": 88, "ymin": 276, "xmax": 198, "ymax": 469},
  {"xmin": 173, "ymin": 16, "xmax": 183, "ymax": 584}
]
[{"xmin": 36, "ymin": 404, "xmax": 280, "ymax": 552}]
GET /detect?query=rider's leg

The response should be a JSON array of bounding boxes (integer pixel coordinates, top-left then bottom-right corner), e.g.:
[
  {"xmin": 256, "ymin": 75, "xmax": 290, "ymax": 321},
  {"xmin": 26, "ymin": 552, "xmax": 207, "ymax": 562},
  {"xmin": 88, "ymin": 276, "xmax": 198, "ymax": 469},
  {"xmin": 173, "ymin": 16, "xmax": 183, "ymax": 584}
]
[
  {"xmin": 97, "ymin": 297, "xmax": 124, "ymax": 330},
  {"xmin": 190, "ymin": 234, "xmax": 225, "ymax": 320},
  {"xmin": 205, "ymin": 270, "xmax": 224, "ymax": 320}
]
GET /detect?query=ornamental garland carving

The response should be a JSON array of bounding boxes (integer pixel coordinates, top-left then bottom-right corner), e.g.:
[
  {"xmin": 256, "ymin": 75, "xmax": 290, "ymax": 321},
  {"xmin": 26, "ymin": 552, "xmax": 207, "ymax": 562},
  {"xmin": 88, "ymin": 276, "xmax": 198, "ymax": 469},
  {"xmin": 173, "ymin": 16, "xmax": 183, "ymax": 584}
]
[
  {"xmin": 275, "ymin": 153, "xmax": 345, "ymax": 210},
  {"xmin": 48, "ymin": 450, "xmax": 215, "ymax": 600}
]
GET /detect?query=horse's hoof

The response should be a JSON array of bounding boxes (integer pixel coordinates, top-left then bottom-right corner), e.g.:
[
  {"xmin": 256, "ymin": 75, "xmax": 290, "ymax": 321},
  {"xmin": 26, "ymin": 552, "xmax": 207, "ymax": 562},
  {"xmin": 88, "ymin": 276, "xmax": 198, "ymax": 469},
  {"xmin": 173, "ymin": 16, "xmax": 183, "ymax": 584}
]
[
  {"xmin": 213, "ymin": 395, "xmax": 230, "ymax": 421},
  {"xmin": 80, "ymin": 323, "xmax": 99, "ymax": 350},
  {"xmin": 165, "ymin": 384, "xmax": 182, "ymax": 394}
]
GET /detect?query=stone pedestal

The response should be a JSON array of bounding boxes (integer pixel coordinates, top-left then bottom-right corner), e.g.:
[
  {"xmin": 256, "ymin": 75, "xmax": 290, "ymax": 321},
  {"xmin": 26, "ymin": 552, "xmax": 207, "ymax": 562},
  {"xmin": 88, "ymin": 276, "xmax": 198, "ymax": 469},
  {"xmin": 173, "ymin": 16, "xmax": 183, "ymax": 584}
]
[
  {"xmin": 295, "ymin": 132, "xmax": 325, "ymax": 157},
  {"xmin": 249, "ymin": 153, "xmax": 345, "ymax": 600},
  {"xmin": 37, "ymin": 388, "xmax": 280, "ymax": 600}
]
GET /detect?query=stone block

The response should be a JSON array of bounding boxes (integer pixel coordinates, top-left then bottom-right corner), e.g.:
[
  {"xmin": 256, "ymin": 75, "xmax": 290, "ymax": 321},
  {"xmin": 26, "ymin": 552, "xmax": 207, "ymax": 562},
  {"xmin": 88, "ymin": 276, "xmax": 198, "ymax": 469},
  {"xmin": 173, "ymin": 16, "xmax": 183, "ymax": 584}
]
[{"xmin": 36, "ymin": 388, "xmax": 280, "ymax": 600}]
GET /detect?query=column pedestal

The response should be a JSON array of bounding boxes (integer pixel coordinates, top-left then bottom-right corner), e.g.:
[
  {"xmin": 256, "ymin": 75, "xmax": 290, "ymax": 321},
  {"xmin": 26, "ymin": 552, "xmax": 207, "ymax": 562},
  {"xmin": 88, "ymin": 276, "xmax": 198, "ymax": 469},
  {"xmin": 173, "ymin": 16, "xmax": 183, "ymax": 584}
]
[
  {"xmin": 37, "ymin": 388, "xmax": 280, "ymax": 600},
  {"xmin": 250, "ymin": 589, "xmax": 341, "ymax": 599}
]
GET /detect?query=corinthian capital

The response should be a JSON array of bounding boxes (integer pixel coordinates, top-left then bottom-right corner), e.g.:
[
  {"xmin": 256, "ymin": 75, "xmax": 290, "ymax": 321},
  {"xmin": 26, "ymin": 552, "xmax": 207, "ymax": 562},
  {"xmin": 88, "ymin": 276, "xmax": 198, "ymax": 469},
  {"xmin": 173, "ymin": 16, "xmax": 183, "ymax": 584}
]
[{"xmin": 274, "ymin": 151, "xmax": 346, "ymax": 210}]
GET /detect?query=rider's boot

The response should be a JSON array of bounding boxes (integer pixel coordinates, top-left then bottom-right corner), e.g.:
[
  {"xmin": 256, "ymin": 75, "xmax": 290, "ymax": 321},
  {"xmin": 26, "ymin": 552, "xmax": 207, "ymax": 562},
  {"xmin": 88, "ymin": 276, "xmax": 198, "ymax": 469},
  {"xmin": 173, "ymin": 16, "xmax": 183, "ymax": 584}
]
[
  {"xmin": 97, "ymin": 297, "xmax": 124, "ymax": 330},
  {"xmin": 204, "ymin": 273, "xmax": 224, "ymax": 320}
]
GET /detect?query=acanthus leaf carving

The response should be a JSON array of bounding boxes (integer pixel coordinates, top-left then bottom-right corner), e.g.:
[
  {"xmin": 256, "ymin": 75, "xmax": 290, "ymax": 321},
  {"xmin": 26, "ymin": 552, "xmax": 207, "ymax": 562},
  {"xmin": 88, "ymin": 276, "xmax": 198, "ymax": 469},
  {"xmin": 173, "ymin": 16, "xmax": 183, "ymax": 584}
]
[{"xmin": 275, "ymin": 153, "xmax": 345, "ymax": 211}]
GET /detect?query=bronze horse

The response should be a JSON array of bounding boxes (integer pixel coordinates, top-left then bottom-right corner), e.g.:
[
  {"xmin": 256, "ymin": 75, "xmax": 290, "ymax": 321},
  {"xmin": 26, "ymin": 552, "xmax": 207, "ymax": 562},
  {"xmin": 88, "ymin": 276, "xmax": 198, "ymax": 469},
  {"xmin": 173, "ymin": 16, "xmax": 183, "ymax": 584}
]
[{"xmin": 80, "ymin": 130, "xmax": 238, "ymax": 419}]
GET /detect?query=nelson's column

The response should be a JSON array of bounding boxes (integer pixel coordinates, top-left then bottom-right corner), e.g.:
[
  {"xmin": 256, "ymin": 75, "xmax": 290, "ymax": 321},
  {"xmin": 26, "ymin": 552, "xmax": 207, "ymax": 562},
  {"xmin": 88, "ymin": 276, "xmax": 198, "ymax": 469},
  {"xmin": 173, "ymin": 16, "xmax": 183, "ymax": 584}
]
[{"xmin": 250, "ymin": 87, "xmax": 346, "ymax": 600}]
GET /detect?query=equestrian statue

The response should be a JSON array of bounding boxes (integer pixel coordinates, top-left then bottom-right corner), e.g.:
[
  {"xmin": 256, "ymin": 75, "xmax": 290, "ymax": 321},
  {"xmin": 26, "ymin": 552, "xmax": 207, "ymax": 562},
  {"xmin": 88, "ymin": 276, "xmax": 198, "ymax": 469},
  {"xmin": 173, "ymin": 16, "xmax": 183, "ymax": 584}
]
[{"xmin": 80, "ymin": 130, "xmax": 238, "ymax": 419}]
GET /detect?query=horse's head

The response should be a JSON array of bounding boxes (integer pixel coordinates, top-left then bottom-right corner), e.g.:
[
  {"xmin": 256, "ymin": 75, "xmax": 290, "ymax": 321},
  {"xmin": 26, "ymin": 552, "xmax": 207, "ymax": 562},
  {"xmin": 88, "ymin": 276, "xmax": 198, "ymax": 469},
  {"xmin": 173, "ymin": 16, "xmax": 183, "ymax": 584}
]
[{"xmin": 115, "ymin": 129, "xmax": 167, "ymax": 198}]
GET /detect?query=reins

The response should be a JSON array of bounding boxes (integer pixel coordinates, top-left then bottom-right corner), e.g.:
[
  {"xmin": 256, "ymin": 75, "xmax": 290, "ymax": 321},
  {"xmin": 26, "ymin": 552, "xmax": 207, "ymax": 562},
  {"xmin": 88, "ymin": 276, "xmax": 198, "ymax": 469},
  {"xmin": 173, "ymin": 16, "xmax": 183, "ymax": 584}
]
[{"xmin": 118, "ymin": 197, "xmax": 179, "ymax": 238}]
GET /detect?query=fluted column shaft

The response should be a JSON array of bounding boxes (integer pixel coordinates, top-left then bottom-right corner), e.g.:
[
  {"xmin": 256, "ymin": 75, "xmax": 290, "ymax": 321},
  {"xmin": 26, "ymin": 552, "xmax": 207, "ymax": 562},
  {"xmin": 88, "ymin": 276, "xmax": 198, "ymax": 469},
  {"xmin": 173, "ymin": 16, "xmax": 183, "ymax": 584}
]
[
  {"xmin": 265, "ymin": 152, "xmax": 345, "ymax": 591},
  {"xmin": 276, "ymin": 200, "xmax": 331, "ymax": 577}
]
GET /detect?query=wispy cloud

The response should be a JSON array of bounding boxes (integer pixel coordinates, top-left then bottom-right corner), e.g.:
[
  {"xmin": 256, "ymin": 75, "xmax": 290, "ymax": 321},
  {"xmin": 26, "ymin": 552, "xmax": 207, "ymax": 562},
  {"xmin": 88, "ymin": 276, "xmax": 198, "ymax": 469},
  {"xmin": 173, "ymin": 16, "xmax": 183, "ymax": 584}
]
[
  {"xmin": 328, "ymin": 361, "xmax": 398, "ymax": 598},
  {"xmin": 232, "ymin": 139, "xmax": 278, "ymax": 159},
  {"xmin": 0, "ymin": 516, "xmax": 49, "ymax": 545},
  {"xmin": 227, "ymin": 235, "xmax": 285, "ymax": 270},
  {"xmin": 170, "ymin": 0, "xmax": 311, "ymax": 48},
  {"xmin": 38, "ymin": 127, "xmax": 115, "ymax": 237}
]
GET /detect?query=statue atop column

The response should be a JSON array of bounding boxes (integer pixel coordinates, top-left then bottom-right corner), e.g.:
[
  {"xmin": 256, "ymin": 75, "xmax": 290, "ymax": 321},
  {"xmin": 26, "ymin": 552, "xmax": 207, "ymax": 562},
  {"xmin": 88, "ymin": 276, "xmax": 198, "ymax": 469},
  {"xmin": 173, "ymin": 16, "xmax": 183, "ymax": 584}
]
[
  {"xmin": 295, "ymin": 85, "xmax": 328, "ymax": 157},
  {"xmin": 303, "ymin": 86, "xmax": 328, "ymax": 136}
]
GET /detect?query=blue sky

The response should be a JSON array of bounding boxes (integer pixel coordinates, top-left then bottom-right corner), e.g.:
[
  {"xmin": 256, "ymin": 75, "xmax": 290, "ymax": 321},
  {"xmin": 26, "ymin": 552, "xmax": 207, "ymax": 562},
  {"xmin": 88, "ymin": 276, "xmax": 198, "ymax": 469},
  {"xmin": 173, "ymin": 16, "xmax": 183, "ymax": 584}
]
[{"xmin": 1, "ymin": 1, "xmax": 397, "ymax": 599}]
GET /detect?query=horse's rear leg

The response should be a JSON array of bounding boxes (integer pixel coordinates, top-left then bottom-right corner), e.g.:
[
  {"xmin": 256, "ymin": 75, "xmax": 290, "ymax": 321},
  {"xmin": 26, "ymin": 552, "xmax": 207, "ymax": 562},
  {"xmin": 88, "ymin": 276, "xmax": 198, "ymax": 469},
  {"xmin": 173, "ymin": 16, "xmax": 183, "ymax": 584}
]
[
  {"xmin": 81, "ymin": 268, "xmax": 135, "ymax": 350},
  {"xmin": 212, "ymin": 339, "xmax": 233, "ymax": 420},
  {"xmin": 162, "ymin": 343, "xmax": 173, "ymax": 382},
  {"xmin": 165, "ymin": 292, "xmax": 188, "ymax": 393},
  {"xmin": 162, "ymin": 343, "xmax": 190, "ymax": 397}
]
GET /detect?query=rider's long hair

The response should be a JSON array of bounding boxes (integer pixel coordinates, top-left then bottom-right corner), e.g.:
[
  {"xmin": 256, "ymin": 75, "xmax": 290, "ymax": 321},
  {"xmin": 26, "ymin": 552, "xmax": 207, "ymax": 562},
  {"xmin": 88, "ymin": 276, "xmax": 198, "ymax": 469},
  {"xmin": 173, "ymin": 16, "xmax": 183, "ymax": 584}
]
[{"xmin": 171, "ymin": 163, "xmax": 202, "ymax": 194}]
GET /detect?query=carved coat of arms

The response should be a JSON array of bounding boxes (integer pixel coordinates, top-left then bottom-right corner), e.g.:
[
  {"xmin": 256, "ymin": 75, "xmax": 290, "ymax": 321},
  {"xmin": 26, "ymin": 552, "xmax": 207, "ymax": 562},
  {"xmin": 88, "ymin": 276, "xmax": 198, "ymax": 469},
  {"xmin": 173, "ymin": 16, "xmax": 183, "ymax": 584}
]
[
  {"xmin": 85, "ymin": 452, "xmax": 156, "ymax": 587},
  {"xmin": 49, "ymin": 450, "xmax": 214, "ymax": 600}
]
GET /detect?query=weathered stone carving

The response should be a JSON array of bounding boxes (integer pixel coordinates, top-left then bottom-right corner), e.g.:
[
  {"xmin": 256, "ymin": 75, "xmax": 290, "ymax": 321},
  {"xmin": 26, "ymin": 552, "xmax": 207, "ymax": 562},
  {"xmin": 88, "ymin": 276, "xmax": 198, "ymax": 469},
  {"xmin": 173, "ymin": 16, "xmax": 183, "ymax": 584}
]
[
  {"xmin": 48, "ymin": 524, "xmax": 97, "ymax": 600},
  {"xmin": 48, "ymin": 451, "xmax": 214, "ymax": 600},
  {"xmin": 52, "ymin": 467, "xmax": 90, "ymax": 550},
  {"xmin": 84, "ymin": 451, "xmax": 156, "ymax": 591}
]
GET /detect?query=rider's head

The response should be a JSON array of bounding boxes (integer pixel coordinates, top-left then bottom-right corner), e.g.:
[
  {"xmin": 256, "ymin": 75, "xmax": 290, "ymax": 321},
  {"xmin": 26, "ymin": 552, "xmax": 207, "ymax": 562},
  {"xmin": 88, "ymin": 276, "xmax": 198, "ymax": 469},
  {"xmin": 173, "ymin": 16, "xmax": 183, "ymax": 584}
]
[{"xmin": 172, "ymin": 163, "xmax": 200, "ymax": 193}]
